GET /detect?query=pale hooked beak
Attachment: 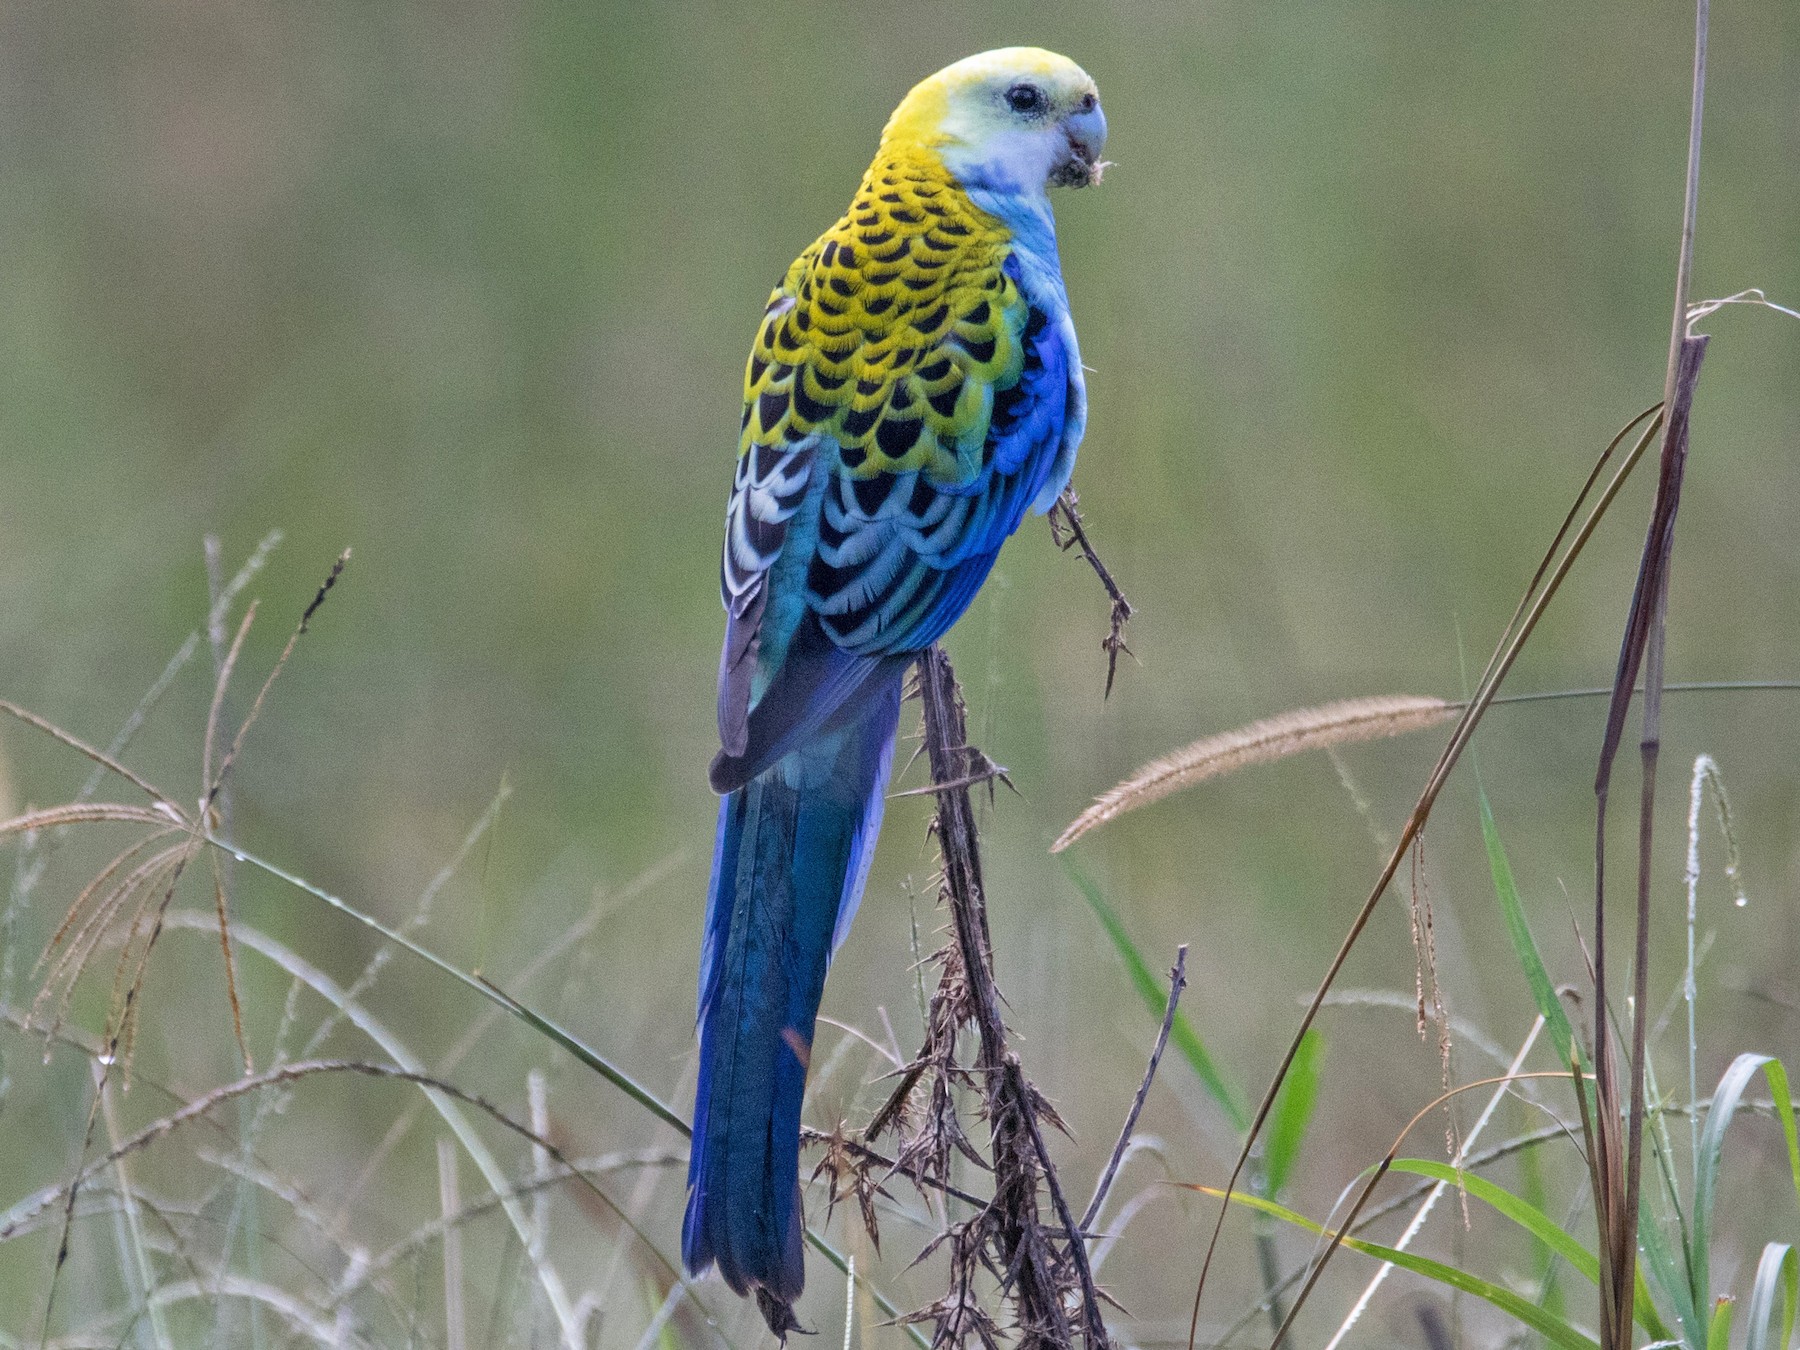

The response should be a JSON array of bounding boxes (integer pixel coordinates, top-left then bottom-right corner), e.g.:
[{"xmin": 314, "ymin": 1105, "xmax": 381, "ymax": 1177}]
[{"xmin": 1055, "ymin": 103, "xmax": 1109, "ymax": 187}]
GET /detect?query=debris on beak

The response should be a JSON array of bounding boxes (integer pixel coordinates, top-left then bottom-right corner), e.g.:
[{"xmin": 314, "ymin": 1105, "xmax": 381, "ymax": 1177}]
[
  {"xmin": 1053, "ymin": 136, "xmax": 1109, "ymax": 189},
  {"xmin": 1056, "ymin": 102, "xmax": 1109, "ymax": 188}
]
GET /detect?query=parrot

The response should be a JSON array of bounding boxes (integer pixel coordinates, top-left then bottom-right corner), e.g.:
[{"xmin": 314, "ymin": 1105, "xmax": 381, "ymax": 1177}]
[{"xmin": 683, "ymin": 47, "xmax": 1106, "ymax": 1336}]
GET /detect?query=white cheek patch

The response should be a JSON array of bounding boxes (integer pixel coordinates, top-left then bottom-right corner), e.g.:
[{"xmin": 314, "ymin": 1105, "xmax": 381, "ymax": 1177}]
[{"xmin": 940, "ymin": 126, "xmax": 1061, "ymax": 195}]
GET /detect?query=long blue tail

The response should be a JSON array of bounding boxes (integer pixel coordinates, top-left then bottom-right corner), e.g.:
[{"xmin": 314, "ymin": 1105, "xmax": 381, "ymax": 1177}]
[{"xmin": 682, "ymin": 677, "xmax": 902, "ymax": 1334}]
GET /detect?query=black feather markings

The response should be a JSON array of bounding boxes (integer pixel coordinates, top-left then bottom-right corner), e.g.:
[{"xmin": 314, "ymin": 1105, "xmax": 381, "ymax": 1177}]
[
  {"xmin": 851, "ymin": 473, "xmax": 893, "ymax": 516},
  {"xmin": 792, "ymin": 378, "xmax": 834, "ymax": 424},
  {"xmin": 906, "ymin": 474, "xmax": 936, "ymax": 517},
  {"xmin": 990, "ymin": 378, "xmax": 1028, "ymax": 436},
  {"xmin": 815, "ymin": 548, "xmax": 930, "ymax": 647},
  {"xmin": 959, "ymin": 335, "xmax": 997, "ymax": 364},
  {"xmin": 913, "ymin": 304, "xmax": 950, "ymax": 337},
  {"xmin": 875, "ymin": 415, "xmax": 921, "ymax": 459}
]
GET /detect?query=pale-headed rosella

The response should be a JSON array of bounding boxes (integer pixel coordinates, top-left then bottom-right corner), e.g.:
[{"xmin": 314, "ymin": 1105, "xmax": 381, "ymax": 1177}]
[{"xmin": 685, "ymin": 47, "xmax": 1106, "ymax": 1336}]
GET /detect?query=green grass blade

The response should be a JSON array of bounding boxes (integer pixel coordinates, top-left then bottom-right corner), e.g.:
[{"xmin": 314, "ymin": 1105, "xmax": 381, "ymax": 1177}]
[
  {"xmin": 1743, "ymin": 1243, "xmax": 1796, "ymax": 1350},
  {"xmin": 1637, "ymin": 1050, "xmax": 1699, "ymax": 1338},
  {"xmin": 1762, "ymin": 1058, "xmax": 1800, "ymax": 1208},
  {"xmin": 1263, "ymin": 1030, "xmax": 1323, "ymax": 1199},
  {"xmin": 1478, "ymin": 791, "xmax": 1582, "ymax": 1071},
  {"xmin": 1518, "ymin": 1111, "xmax": 1571, "ymax": 1330},
  {"xmin": 1389, "ymin": 1159, "xmax": 1672, "ymax": 1342},
  {"xmin": 1477, "ymin": 797, "xmax": 1668, "ymax": 1340},
  {"xmin": 1693, "ymin": 1054, "xmax": 1798, "ymax": 1319},
  {"xmin": 1705, "ymin": 1297, "xmax": 1733, "ymax": 1350},
  {"xmin": 1189, "ymin": 1183, "xmax": 1599, "ymax": 1350},
  {"xmin": 1065, "ymin": 863, "xmax": 1248, "ymax": 1132},
  {"xmin": 1636, "ymin": 1189, "xmax": 1701, "ymax": 1349}
]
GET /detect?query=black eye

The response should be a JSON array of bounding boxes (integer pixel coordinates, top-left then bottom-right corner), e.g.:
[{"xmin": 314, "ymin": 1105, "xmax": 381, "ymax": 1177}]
[{"xmin": 1004, "ymin": 83, "xmax": 1045, "ymax": 115}]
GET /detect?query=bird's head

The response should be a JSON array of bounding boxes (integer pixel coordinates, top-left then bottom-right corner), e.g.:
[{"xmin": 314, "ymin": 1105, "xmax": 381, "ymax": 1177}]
[{"xmin": 881, "ymin": 48, "xmax": 1107, "ymax": 196}]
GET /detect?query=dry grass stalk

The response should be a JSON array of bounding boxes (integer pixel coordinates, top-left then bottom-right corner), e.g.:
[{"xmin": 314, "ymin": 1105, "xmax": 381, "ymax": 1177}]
[
  {"xmin": 1589, "ymin": 332, "xmax": 1708, "ymax": 1350},
  {"xmin": 0, "ymin": 804, "xmax": 177, "ymax": 836},
  {"xmin": 1184, "ymin": 400, "xmax": 1669, "ymax": 1348},
  {"xmin": 0, "ymin": 699, "xmax": 181, "ymax": 810},
  {"xmin": 0, "ymin": 549, "xmax": 351, "ymax": 1330},
  {"xmin": 0, "ymin": 1057, "xmax": 628, "ymax": 1244},
  {"xmin": 1053, "ymin": 695, "xmax": 1455, "ymax": 853}
]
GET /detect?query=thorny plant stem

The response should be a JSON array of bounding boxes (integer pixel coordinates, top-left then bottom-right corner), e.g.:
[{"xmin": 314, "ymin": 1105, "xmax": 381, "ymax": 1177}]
[
  {"xmin": 918, "ymin": 644, "xmax": 1109, "ymax": 1350},
  {"xmin": 1051, "ymin": 488, "xmax": 1135, "ymax": 698},
  {"xmin": 799, "ymin": 1129, "xmax": 987, "ymax": 1209}
]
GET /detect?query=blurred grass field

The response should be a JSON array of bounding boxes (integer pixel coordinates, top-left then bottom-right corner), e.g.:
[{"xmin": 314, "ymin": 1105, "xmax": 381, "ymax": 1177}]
[{"xmin": 1, "ymin": 1, "xmax": 1797, "ymax": 1345}]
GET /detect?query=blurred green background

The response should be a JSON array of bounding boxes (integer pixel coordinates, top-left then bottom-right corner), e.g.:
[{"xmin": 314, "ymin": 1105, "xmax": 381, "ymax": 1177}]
[{"xmin": 1, "ymin": 1, "xmax": 1797, "ymax": 1344}]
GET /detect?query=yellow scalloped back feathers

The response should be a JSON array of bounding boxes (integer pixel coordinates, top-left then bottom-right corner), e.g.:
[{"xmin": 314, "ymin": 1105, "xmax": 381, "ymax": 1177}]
[{"xmin": 739, "ymin": 142, "xmax": 1027, "ymax": 486}]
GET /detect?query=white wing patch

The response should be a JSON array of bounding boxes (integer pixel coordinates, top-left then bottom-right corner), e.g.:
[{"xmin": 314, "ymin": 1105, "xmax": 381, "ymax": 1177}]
[{"xmin": 718, "ymin": 438, "xmax": 815, "ymax": 755}]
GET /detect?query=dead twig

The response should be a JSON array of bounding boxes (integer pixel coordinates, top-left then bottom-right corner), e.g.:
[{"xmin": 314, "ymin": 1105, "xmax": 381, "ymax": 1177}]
[
  {"xmin": 896, "ymin": 645, "xmax": 1108, "ymax": 1350},
  {"xmin": 1083, "ymin": 946, "xmax": 1187, "ymax": 1231},
  {"xmin": 1051, "ymin": 488, "xmax": 1136, "ymax": 698},
  {"xmin": 801, "ymin": 1127, "xmax": 986, "ymax": 1211}
]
